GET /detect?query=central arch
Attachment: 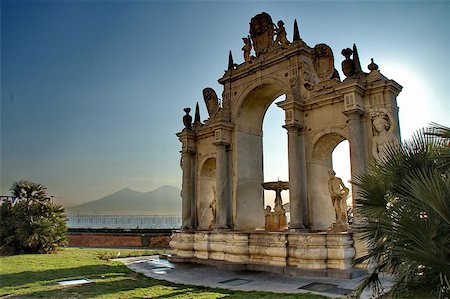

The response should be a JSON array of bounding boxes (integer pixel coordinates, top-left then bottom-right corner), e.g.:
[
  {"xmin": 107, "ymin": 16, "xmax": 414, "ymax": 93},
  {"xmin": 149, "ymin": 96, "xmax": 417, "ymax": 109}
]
[{"xmin": 232, "ymin": 81, "xmax": 288, "ymax": 230}]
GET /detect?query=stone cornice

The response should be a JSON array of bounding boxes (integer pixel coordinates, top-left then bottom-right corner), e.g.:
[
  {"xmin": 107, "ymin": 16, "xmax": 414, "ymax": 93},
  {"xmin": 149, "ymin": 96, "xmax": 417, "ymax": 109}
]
[
  {"xmin": 196, "ymin": 121, "xmax": 234, "ymax": 139},
  {"xmin": 335, "ymin": 80, "xmax": 366, "ymax": 96},
  {"xmin": 365, "ymin": 79, "xmax": 403, "ymax": 96},
  {"xmin": 218, "ymin": 44, "xmax": 311, "ymax": 85},
  {"xmin": 176, "ymin": 129, "xmax": 197, "ymax": 140},
  {"xmin": 276, "ymin": 100, "xmax": 305, "ymax": 111}
]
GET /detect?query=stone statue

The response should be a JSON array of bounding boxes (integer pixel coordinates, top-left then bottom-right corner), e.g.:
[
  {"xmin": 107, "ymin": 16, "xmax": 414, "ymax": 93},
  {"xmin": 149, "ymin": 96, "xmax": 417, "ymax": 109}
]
[
  {"xmin": 183, "ymin": 108, "xmax": 192, "ymax": 130},
  {"xmin": 202, "ymin": 88, "xmax": 220, "ymax": 117},
  {"xmin": 264, "ymin": 205, "xmax": 272, "ymax": 216},
  {"xmin": 209, "ymin": 186, "xmax": 217, "ymax": 230},
  {"xmin": 371, "ymin": 110, "xmax": 399, "ymax": 161},
  {"xmin": 249, "ymin": 12, "xmax": 275, "ymax": 56},
  {"xmin": 274, "ymin": 20, "xmax": 290, "ymax": 49},
  {"xmin": 242, "ymin": 35, "xmax": 252, "ymax": 63},
  {"xmin": 327, "ymin": 170, "xmax": 349, "ymax": 230}
]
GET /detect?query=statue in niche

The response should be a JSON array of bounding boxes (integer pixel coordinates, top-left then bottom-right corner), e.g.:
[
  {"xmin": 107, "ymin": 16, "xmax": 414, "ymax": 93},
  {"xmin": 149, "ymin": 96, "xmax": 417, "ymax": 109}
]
[
  {"xmin": 209, "ymin": 186, "xmax": 216, "ymax": 230},
  {"xmin": 312, "ymin": 44, "xmax": 335, "ymax": 81},
  {"xmin": 371, "ymin": 110, "xmax": 399, "ymax": 162},
  {"xmin": 242, "ymin": 35, "xmax": 252, "ymax": 63},
  {"xmin": 183, "ymin": 108, "xmax": 192, "ymax": 130},
  {"xmin": 249, "ymin": 12, "xmax": 275, "ymax": 56},
  {"xmin": 274, "ymin": 20, "xmax": 290, "ymax": 49},
  {"xmin": 327, "ymin": 170, "xmax": 349, "ymax": 231},
  {"xmin": 202, "ymin": 88, "xmax": 220, "ymax": 117}
]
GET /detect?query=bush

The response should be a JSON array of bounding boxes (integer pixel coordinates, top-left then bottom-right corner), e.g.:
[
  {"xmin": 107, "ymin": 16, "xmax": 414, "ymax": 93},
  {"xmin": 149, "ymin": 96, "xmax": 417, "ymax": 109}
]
[{"xmin": 0, "ymin": 181, "xmax": 67, "ymax": 255}]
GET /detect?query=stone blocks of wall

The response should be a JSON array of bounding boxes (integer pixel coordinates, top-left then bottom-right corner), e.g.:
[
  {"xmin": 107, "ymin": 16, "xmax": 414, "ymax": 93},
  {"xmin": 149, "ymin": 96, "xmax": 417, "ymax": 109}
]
[{"xmin": 170, "ymin": 231, "xmax": 355, "ymax": 272}]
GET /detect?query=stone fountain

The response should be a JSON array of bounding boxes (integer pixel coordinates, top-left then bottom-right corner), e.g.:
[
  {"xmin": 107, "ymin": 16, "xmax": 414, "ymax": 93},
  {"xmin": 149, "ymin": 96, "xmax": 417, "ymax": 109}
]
[{"xmin": 262, "ymin": 180, "xmax": 289, "ymax": 231}]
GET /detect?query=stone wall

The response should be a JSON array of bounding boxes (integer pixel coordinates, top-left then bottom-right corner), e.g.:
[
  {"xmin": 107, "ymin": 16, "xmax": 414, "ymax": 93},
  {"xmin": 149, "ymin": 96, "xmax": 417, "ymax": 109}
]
[
  {"xmin": 68, "ymin": 228, "xmax": 172, "ymax": 248},
  {"xmin": 170, "ymin": 230, "xmax": 360, "ymax": 278}
]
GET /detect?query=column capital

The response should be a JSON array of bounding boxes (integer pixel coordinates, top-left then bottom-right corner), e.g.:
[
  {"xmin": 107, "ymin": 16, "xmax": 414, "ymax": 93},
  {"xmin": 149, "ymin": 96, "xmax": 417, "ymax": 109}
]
[
  {"xmin": 283, "ymin": 123, "xmax": 304, "ymax": 132},
  {"xmin": 343, "ymin": 108, "xmax": 365, "ymax": 118},
  {"xmin": 212, "ymin": 140, "xmax": 229, "ymax": 147}
]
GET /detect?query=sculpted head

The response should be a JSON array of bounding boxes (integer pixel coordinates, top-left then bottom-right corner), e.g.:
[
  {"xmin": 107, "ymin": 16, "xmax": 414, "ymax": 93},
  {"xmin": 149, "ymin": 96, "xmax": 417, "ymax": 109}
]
[
  {"xmin": 371, "ymin": 111, "xmax": 391, "ymax": 133},
  {"xmin": 328, "ymin": 169, "xmax": 336, "ymax": 178}
]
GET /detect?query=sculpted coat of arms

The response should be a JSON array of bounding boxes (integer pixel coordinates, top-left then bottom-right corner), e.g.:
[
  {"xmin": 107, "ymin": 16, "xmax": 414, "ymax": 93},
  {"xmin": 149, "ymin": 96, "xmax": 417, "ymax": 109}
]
[
  {"xmin": 312, "ymin": 44, "xmax": 335, "ymax": 81},
  {"xmin": 249, "ymin": 12, "xmax": 275, "ymax": 56}
]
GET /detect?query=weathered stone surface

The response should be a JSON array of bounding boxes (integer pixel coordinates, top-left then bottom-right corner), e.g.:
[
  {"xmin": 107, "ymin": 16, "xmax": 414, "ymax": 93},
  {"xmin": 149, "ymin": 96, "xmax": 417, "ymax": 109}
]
[{"xmin": 172, "ymin": 12, "xmax": 402, "ymax": 273}]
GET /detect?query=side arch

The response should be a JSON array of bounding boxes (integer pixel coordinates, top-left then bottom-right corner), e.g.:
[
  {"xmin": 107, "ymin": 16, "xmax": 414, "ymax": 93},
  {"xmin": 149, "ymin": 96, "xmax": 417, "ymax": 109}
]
[
  {"xmin": 308, "ymin": 132, "xmax": 347, "ymax": 230},
  {"xmin": 197, "ymin": 157, "xmax": 216, "ymax": 230}
]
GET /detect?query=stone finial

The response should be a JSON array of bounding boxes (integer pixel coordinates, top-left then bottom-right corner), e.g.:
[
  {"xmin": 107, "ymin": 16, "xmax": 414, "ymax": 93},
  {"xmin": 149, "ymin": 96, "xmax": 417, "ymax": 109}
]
[
  {"xmin": 341, "ymin": 48, "xmax": 355, "ymax": 78},
  {"xmin": 293, "ymin": 19, "xmax": 301, "ymax": 41},
  {"xmin": 368, "ymin": 58, "xmax": 379, "ymax": 72},
  {"xmin": 194, "ymin": 102, "xmax": 201, "ymax": 123},
  {"xmin": 183, "ymin": 108, "xmax": 192, "ymax": 130},
  {"xmin": 228, "ymin": 50, "xmax": 234, "ymax": 71},
  {"xmin": 352, "ymin": 44, "xmax": 362, "ymax": 74}
]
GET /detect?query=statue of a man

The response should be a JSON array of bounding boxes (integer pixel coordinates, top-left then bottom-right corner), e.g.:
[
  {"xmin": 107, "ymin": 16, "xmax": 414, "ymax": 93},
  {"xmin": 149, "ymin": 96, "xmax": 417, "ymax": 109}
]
[
  {"xmin": 371, "ymin": 111, "xmax": 399, "ymax": 162},
  {"xmin": 242, "ymin": 35, "xmax": 252, "ymax": 63},
  {"xmin": 327, "ymin": 170, "xmax": 349, "ymax": 227},
  {"xmin": 209, "ymin": 186, "xmax": 216, "ymax": 230}
]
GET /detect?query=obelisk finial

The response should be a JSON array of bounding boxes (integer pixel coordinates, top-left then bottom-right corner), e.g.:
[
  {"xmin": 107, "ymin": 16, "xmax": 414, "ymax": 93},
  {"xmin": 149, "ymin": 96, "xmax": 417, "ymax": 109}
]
[
  {"xmin": 194, "ymin": 102, "xmax": 201, "ymax": 123},
  {"xmin": 227, "ymin": 50, "xmax": 234, "ymax": 71},
  {"xmin": 293, "ymin": 19, "xmax": 301, "ymax": 41},
  {"xmin": 353, "ymin": 44, "xmax": 362, "ymax": 74}
]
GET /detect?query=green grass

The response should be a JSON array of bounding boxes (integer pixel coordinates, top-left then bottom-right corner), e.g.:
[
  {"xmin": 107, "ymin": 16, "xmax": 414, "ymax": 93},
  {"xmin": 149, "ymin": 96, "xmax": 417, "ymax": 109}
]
[{"xmin": 0, "ymin": 248, "xmax": 327, "ymax": 298}]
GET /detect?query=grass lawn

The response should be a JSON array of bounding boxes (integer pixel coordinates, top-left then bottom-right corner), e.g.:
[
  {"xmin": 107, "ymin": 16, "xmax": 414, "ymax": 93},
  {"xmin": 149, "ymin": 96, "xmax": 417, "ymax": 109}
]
[{"xmin": 0, "ymin": 248, "xmax": 328, "ymax": 298}]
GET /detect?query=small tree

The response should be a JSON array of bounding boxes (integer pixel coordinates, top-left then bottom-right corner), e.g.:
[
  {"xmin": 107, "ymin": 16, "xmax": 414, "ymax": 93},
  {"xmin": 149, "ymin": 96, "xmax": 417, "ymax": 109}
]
[
  {"xmin": 0, "ymin": 181, "xmax": 67, "ymax": 255},
  {"xmin": 352, "ymin": 124, "xmax": 450, "ymax": 298}
]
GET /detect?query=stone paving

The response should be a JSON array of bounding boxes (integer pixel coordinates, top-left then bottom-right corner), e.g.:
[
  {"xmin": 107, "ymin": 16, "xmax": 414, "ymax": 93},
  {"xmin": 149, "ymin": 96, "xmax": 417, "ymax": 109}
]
[{"xmin": 117, "ymin": 255, "xmax": 393, "ymax": 298}]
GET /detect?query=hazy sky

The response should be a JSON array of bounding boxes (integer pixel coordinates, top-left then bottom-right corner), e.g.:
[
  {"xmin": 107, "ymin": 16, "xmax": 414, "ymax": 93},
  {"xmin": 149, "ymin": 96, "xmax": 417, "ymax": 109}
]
[{"xmin": 1, "ymin": 0, "xmax": 449, "ymax": 207}]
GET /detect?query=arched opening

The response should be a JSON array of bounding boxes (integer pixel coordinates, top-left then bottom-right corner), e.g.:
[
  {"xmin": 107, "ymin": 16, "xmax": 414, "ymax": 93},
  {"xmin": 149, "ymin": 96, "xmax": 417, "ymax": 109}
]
[
  {"xmin": 332, "ymin": 140, "xmax": 352, "ymax": 223},
  {"xmin": 233, "ymin": 83, "xmax": 286, "ymax": 230},
  {"xmin": 198, "ymin": 158, "xmax": 216, "ymax": 230},
  {"xmin": 309, "ymin": 133, "xmax": 347, "ymax": 230},
  {"xmin": 262, "ymin": 95, "xmax": 289, "ymax": 219}
]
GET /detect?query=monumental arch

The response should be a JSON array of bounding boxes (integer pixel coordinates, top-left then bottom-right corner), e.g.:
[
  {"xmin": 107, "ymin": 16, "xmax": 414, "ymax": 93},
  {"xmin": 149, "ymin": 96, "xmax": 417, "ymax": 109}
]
[{"xmin": 171, "ymin": 13, "xmax": 402, "ymax": 275}]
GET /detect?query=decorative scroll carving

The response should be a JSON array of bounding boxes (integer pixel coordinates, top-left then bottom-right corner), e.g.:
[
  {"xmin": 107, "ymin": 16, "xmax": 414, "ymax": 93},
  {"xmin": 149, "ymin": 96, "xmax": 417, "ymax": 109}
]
[
  {"xmin": 312, "ymin": 44, "xmax": 335, "ymax": 81},
  {"xmin": 203, "ymin": 88, "xmax": 220, "ymax": 117},
  {"xmin": 249, "ymin": 12, "xmax": 275, "ymax": 56}
]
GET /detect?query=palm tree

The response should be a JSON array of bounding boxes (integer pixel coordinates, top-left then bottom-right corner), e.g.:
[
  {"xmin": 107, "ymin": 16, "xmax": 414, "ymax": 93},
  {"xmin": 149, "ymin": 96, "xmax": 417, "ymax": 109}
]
[
  {"xmin": 1, "ymin": 180, "xmax": 67, "ymax": 254},
  {"xmin": 352, "ymin": 123, "xmax": 450, "ymax": 298}
]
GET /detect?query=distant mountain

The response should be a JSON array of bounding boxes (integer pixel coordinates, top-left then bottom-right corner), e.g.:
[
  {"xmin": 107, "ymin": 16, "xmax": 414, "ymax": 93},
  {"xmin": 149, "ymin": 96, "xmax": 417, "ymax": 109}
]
[{"xmin": 66, "ymin": 185, "xmax": 181, "ymax": 215}]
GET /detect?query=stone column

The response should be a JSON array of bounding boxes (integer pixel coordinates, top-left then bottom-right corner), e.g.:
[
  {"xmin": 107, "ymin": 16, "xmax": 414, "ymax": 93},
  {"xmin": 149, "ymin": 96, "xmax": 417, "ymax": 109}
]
[
  {"xmin": 343, "ymin": 109, "xmax": 366, "ymax": 202},
  {"xmin": 213, "ymin": 141, "xmax": 230, "ymax": 229},
  {"xmin": 284, "ymin": 123, "xmax": 305, "ymax": 229},
  {"xmin": 181, "ymin": 149, "xmax": 196, "ymax": 229}
]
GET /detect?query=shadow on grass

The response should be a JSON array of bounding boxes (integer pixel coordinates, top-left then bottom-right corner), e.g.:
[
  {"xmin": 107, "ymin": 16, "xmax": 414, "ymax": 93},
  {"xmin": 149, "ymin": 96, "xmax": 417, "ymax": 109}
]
[{"xmin": 0, "ymin": 264, "xmax": 129, "ymax": 288}]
